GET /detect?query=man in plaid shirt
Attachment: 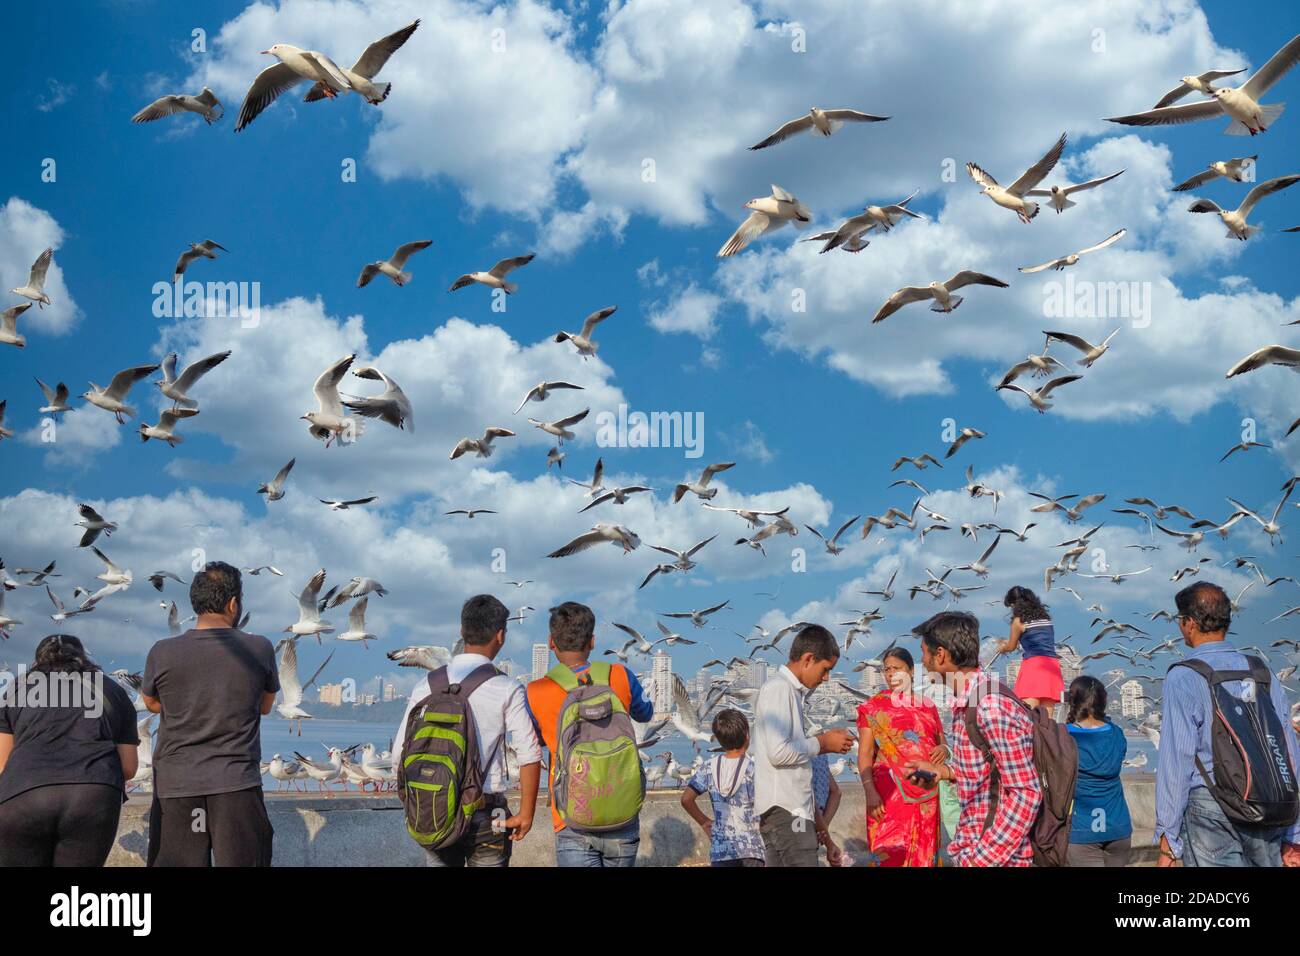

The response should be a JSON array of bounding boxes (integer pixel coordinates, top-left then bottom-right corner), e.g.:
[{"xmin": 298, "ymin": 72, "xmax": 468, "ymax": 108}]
[{"xmin": 904, "ymin": 611, "xmax": 1041, "ymax": 867}]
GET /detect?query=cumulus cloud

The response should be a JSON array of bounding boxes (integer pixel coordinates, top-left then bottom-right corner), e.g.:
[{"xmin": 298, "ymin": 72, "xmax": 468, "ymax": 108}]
[{"xmin": 0, "ymin": 197, "xmax": 82, "ymax": 335}]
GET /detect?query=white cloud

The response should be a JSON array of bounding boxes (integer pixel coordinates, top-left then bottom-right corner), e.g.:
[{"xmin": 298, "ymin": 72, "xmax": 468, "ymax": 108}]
[{"xmin": 0, "ymin": 197, "xmax": 82, "ymax": 335}]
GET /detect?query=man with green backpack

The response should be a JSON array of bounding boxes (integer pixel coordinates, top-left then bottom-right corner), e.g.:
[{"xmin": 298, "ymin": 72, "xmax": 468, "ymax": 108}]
[{"xmin": 526, "ymin": 602, "xmax": 655, "ymax": 867}]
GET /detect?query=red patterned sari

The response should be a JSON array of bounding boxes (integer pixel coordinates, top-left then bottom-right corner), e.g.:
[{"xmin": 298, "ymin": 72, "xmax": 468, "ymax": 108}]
[{"xmin": 856, "ymin": 691, "xmax": 944, "ymax": 867}]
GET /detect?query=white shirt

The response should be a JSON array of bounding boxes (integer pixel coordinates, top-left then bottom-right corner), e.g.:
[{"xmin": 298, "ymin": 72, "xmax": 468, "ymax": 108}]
[
  {"xmin": 394, "ymin": 653, "xmax": 542, "ymax": 794},
  {"xmin": 751, "ymin": 665, "xmax": 820, "ymax": 820}
]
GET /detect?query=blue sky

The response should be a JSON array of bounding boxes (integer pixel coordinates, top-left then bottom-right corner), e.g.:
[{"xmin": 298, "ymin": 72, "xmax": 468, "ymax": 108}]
[{"xmin": 1, "ymin": 0, "xmax": 1298, "ymax": 702}]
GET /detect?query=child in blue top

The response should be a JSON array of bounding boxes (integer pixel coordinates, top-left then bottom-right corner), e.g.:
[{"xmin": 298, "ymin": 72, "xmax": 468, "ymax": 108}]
[
  {"xmin": 1064, "ymin": 676, "xmax": 1132, "ymax": 866},
  {"xmin": 681, "ymin": 709, "xmax": 764, "ymax": 866}
]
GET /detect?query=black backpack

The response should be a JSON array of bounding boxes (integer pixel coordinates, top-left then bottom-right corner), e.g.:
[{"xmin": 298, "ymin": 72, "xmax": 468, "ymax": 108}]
[{"xmin": 1171, "ymin": 656, "xmax": 1299, "ymax": 828}]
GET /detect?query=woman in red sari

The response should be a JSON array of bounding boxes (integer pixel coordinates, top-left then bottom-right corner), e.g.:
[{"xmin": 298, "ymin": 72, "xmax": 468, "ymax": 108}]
[{"xmin": 855, "ymin": 647, "xmax": 947, "ymax": 867}]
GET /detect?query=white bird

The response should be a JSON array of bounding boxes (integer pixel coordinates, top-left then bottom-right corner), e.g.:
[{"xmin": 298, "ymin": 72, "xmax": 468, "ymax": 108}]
[
  {"xmin": 952, "ymin": 536, "xmax": 1000, "ymax": 578},
  {"xmin": 1043, "ymin": 329, "xmax": 1120, "ymax": 368},
  {"xmin": 546, "ymin": 446, "xmax": 565, "ymax": 471},
  {"xmin": 1025, "ymin": 169, "xmax": 1125, "ymax": 213},
  {"xmin": 156, "ymin": 350, "xmax": 231, "ymax": 409},
  {"xmin": 805, "ymin": 516, "xmax": 861, "ymax": 555},
  {"xmin": 528, "ymin": 408, "xmax": 589, "ymax": 443},
  {"xmin": 337, "ymin": 596, "xmax": 377, "ymax": 648},
  {"xmin": 998, "ymin": 350, "xmax": 1067, "ymax": 388},
  {"xmin": 1173, "ymin": 155, "xmax": 1258, "ymax": 191},
  {"xmin": 449, "ymin": 253, "xmax": 535, "ymax": 294},
  {"xmin": 0, "ymin": 303, "xmax": 31, "ymax": 348},
  {"xmin": 1187, "ymin": 174, "xmax": 1300, "ymax": 239},
  {"xmin": 302, "ymin": 354, "xmax": 361, "ymax": 446},
  {"xmin": 45, "ymin": 585, "xmax": 93, "ymax": 623},
  {"xmin": 445, "ymin": 508, "xmax": 496, "ymax": 519},
  {"xmin": 132, "ymin": 87, "xmax": 224, "ymax": 125},
  {"xmin": 672, "ymin": 462, "xmax": 735, "ymax": 502},
  {"xmin": 0, "ymin": 584, "xmax": 22, "ymax": 639},
  {"xmin": 10, "ymin": 247, "xmax": 53, "ymax": 308},
  {"xmin": 1019, "ymin": 229, "xmax": 1127, "ymax": 272},
  {"xmin": 547, "ymin": 524, "xmax": 641, "ymax": 557},
  {"xmin": 748, "ymin": 107, "xmax": 888, "ymax": 150},
  {"xmin": 318, "ymin": 496, "xmax": 377, "ymax": 511},
  {"xmin": 1225, "ymin": 344, "xmax": 1300, "ymax": 378},
  {"xmin": 128, "ymin": 715, "xmax": 156, "ymax": 790},
  {"xmin": 997, "ymin": 374, "xmax": 1083, "ymax": 413},
  {"xmin": 450, "ymin": 426, "xmax": 515, "ymax": 460},
  {"xmin": 581, "ymin": 485, "xmax": 655, "ymax": 513},
  {"xmin": 555, "ymin": 306, "xmax": 616, "ymax": 358},
  {"xmin": 34, "ymin": 377, "xmax": 70, "ymax": 414},
  {"xmin": 268, "ymin": 753, "xmax": 305, "ymax": 792},
  {"xmin": 567, "ymin": 458, "xmax": 605, "ymax": 497},
  {"xmin": 324, "ymin": 576, "xmax": 388, "ymax": 607},
  {"xmin": 82, "ymin": 364, "xmax": 159, "ymax": 423},
  {"xmin": 342, "ymin": 365, "xmax": 413, "ymax": 433},
  {"xmin": 1029, "ymin": 492, "xmax": 1106, "ymax": 522},
  {"xmin": 646, "ymin": 534, "xmax": 717, "ymax": 571},
  {"xmin": 811, "ymin": 190, "xmax": 923, "ymax": 253},
  {"xmin": 386, "ymin": 645, "xmax": 452, "ymax": 671},
  {"xmin": 1155, "ymin": 523, "xmax": 1205, "ymax": 551},
  {"xmin": 872, "ymin": 271, "xmax": 1008, "ymax": 323},
  {"xmin": 513, "ymin": 380, "xmax": 583, "ymax": 415},
  {"xmin": 1106, "ymin": 36, "xmax": 1300, "ymax": 134},
  {"xmin": 257, "ymin": 458, "xmax": 296, "ymax": 502},
  {"xmin": 357, "ymin": 240, "xmax": 432, "ymax": 287},
  {"xmin": 300, "ymin": 19, "xmax": 420, "ymax": 106},
  {"xmin": 234, "ymin": 43, "xmax": 356, "ymax": 132},
  {"xmin": 661, "ymin": 600, "xmax": 730, "ymax": 629},
  {"xmin": 139, "ymin": 407, "xmax": 199, "ymax": 446},
  {"xmin": 1153, "ymin": 68, "xmax": 1248, "ymax": 108},
  {"xmin": 1228, "ymin": 489, "xmax": 1292, "ymax": 543},
  {"xmin": 966, "ymin": 133, "xmax": 1067, "ymax": 222},
  {"xmin": 75, "ymin": 503, "xmax": 116, "ymax": 548},
  {"xmin": 294, "ymin": 747, "xmax": 347, "ymax": 791},
  {"xmin": 718, "ymin": 185, "xmax": 811, "ymax": 256},
  {"xmin": 945, "ymin": 426, "xmax": 987, "ymax": 459},
  {"xmin": 284, "ymin": 569, "xmax": 335, "ymax": 642},
  {"xmin": 1082, "ymin": 566, "xmax": 1152, "ymax": 584},
  {"xmin": 172, "ymin": 240, "xmax": 228, "ymax": 281}
]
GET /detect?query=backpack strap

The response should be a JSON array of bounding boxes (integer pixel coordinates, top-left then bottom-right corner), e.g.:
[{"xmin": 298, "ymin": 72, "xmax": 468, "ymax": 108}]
[
  {"xmin": 425, "ymin": 665, "xmax": 451, "ymax": 696},
  {"xmin": 963, "ymin": 678, "xmax": 1028, "ymax": 831},
  {"xmin": 454, "ymin": 662, "xmax": 501, "ymax": 698},
  {"xmin": 546, "ymin": 663, "xmax": 582, "ymax": 692},
  {"xmin": 586, "ymin": 660, "xmax": 614, "ymax": 687}
]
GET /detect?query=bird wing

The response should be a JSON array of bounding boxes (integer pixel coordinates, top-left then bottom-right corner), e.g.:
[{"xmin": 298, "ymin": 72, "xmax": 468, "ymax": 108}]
[
  {"xmin": 1055, "ymin": 169, "xmax": 1126, "ymax": 196},
  {"xmin": 389, "ymin": 239, "xmax": 432, "ymax": 269},
  {"xmin": 749, "ymin": 114, "xmax": 813, "ymax": 150},
  {"xmin": 1226, "ymin": 344, "xmax": 1300, "ymax": 377},
  {"xmin": 872, "ymin": 285, "xmax": 931, "ymax": 323},
  {"xmin": 296, "ymin": 570, "xmax": 326, "ymax": 619},
  {"xmin": 1242, "ymin": 33, "xmax": 1300, "ymax": 99},
  {"xmin": 547, "ymin": 530, "xmax": 605, "ymax": 557},
  {"xmin": 350, "ymin": 19, "xmax": 421, "ymax": 77},
  {"xmin": 1152, "ymin": 80, "xmax": 1195, "ymax": 110},
  {"xmin": 1006, "ymin": 133, "xmax": 1066, "ymax": 195},
  {"xmin": 235, "ymin": 61, "xmax": 304, "ymax": 132},
  {"xmin": 270, "ymin": 457, "xmax": 296, "ymax": 488},
  {"xmin": 1104, "ymin": 99, "xmax": 1223, "ymax": 128},
  {"xmin": 1076, "ymin": 228, "xmax": 1127, "ymax": 257},
  {"xmin": 313, "ymin": 354, "xmax": 355, "ymax": 414},
  {"xmin": 175, "ymin": 350, "xmax": 232, "ymax": 393},
  {"xmin": 105, "ymin": 364, "xmax": 160, "ymax": 400},
  {"xmin": 580, "ymin": 306, "xmax": 617, "ymax": 338},
  {"xmin": 965, "ymin": 162, "xmax": 999, "ymax": 189},
  {"xmin": 1238, "ymin": 174, "xmax": 1300, "ymax": 217},
  {"xmin": 132, "ymin": 96, "xmax": 188, "ymax": 123},
  {"xmin": 278, "ymin": 639, "xmax": 304, "ymax": 707},
  {"xmin": 489, "ymin": 253, "xmax": 535, "ymax": 277},
  {"xmin": 1043, "ymin": 330, "xmax": 1094, "ymax": 353},
  {"xmin": 552, "ymin": 408, "xmax": 590, "ymax": 429},
  {"xmin": 946, "ymin": 270, "xmax": 1008, "ymax": 291},
  {"xmin": 718, "ymin": 211, "xmax": 772, "ymax": 257},
  {"xmin": 822, "ymin": 109, "xmax": 888, "ymax": 123},
  {"xmin": 1173, "ymin": 169, "xmax": 1220, "ymax": 192},
  {"xmin": 1018, "ymin": 257, "xmax": 1062, "ymax": 274},
  {"xmin": 701, "ymin": 461, "xmax": 735, "ymax": 483},
  {"xmin": 157, "ymin": 408, "xmax": 199, "ymax": 430},
  {"xmin": 356, "ymin": 263, "xmax": 381, "ymax": 287}
]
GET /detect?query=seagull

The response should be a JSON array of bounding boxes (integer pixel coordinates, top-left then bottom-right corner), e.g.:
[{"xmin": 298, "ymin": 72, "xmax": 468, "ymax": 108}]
[
  {"xmin": 748, "ymin": 107, "xmax": 888, "ymax": 150},
  {"xmin": 0, "ymin": 585, "xmax": 22, "ymax": 639},
  {"xmin": 449, "ymin": 426, "xmax": 515, "ymax": 459},
  {"xmin": 528, "ymin": 408, "xmax": 589, "ymax": 443},
  {"xmin": 861, "ymin": 569, "xmax": 900, "ymax": 602},
  {"xmin": 46, "ymin": 585, "xmax": 93, "ymax": 624},
  {"xmin": 285, "ymin": 569, "xmax": 335, "ymax": 643},
  {"xmin": 872, "ymin": 271, "xmax": 1008, "ymax": 323},
  {"xmin": 653, "ymin": 621, "xmax": 710, "ymax": 650},
  {"xmin": 0, "ymin": 303, "xmax": 31, "ymax": 348},
  {"xmin": 945, "ymin": 427, "xmax": 986, "ymax": 459},
  {"xmin": 244, "ymin": 566, "xmax": 284, "ymax": 576},
  {"xmin": 1153, "ymin": 68, "xmax": 1249, "ymax": 109},
  {"xmin": 337, "ymin": 597, "xmax": 377, "ymax": 648},
  {"xmin": 891, "ymin": 453, "xmax": 943, "ymax": 471},
  {"xmin": 319, "ymin": 496, "xmax": 377, "ymax": 511},
  {"xmin": 1107, "ymin": 36, "xmax": 1300, "ymax": 134},
  {"xmin": 548, "ymin": 524, "xmax": 641, "ymax": 557},
  {"xmin": 300, "ymin": 20, "xmax": 420, "ymax": 106},
  {"xmin": 998, "ymin": 349, "xmax": 1067, "ymax": 387},
  {"xmin": 966, "ymin": 133, "xmax": 1067, "ymax": 222},
  {"xmin": 172, "ymin": 241, "xmax": 228, "ymax": 281},
  {"xmin": 805, "ymin": 516, "xmax": 860, "ymax": 555},
  {"xmin": 1173, "ymin": 155, "xmax": 1258, "ymax": 191},
  {"xmin": 257, "ymin": 458, "xmax": 296, "ymax": 502},
  {"xmin": 1082, "ymin": 566, "xmax": 1152, "ymax": 584},
  {"xmin": 132, "ymin": 87, "xmax": 223, "ymax": 125},
  {"xmin": 567, "ymin": 458, "xmax": 605, "ymax": 497},
  {"xmin": 34, "ymin": 377, "xmax": 70, "ymax": 415},
  {"xmin": 1124, "ymin": 498, "xmax": 1196, "ymax": 521},
  {"xmin": 997, "ymin": 373, "xmax": 1083, "ymax": 413},
  {"xmin": 275, "ymin": 636, "xmax": 334, "ymax": 735},
  {"xmin": 610, "ymin": 623, "xmax": 657, "ymax": 657},
  {"xmin": 1225, "ymin": 344, "xmax": 1300, "ymax": 377},
  {"xmin": 449, "ymin": 253, "xmax": 535, "ymax": 294},
  {"xmin": 10, "ymin": 247, "xmax": 53, "ymax": 308},
  {"xmin": 75, "ymin": 503, "xmax": 116, "ymax": 548},
  {"xmin": 235, "ymin": 43, "xmax": 357, "ymax": 132},
  {"xmin": 554, "ymin": 306, "xmax": 616, "ymax": 358},
  {"xmin": 445, "ymin": 508, "xmax": 496, "ymax": 519},
  {"xmin": 661, "ymin": 600, "xmax": 729, "ymax": 629},
  {"xmin": 672, "ymin": 462, "xmax": 735, "ymax": 502},
  {"xmin": 581, "ymin": 485, "xmax": 655, "ymax": 512},
  {"xmin": 1187, "ymin": 174, "xmax": 1300, "ymax": 239},
  {"xmin": 717, "ymin": 185, "xmax": 811, "ymax": 257},
  {"xmin": 147, "ymin": 571, "xmax": 186, "ymax": 593},
  {"xmin": 387, "ymin": 645, "xmax": 452, "ymax": 670},
  {"xmin": 546, "ymin": 447, "xmax": 565, "ymax": 471},
  {"xmin": 302, "ymin": 354, "xmax": 360, "ymax": 446},
  {"xmin": 1220, "ymin": 440, "xmax": 1270, "ymax": 461},
  {"xmin": 1228, "ymin": 488, "xmax": 1293, "ymax": 542},
  {"xmin": 13, "ymin": 561, "xmax": 59, "ymax": 587},
  {"xmin": 1030, "ymin": 492, "xmax": 1107, "ymax": 522},
  {"xmin": 703, "ymin": 503, "xmax": 791, "ymax": 527},
  {"xmin": 1043, "ymin": 329, "xmax": 1119, "ymax": 368},
  {"xmin": 139, "ymin": 407, "xmax": 199, "ymax": 446},
  {"xmin": 1019, "ymin": 229, "xmax": 1126, "ymax": 272},
  {"xmin": 1155, "ymin": 523, "xmax": 1205, "ymax": 551},
  {"xmin": 1025, "ymin": 170, "xmax": 1125, "ymax": 213},
  {"xmin": 357, "ymin": 240, "xmax": 432, "ymax": 288},
  {"xmin": 813, "ymin": 190, "xmax": 923, "ymax": 253},
  {"xmin": 82, "ymin": 363, "xmax": 159, "ymax": 423},
  {"xmin": 514, "ymin": 380, "xmax": 584, "ymax": 415},
  {"xmin": 952, "ymin": 536, "xmax": 1000, "ymax": 578},
  {"xmin": 341, "ymin": 366, "xmax": 413, "ymax": 433},
  {"xmin": 156, "ymin": 350, "xmax": 231, "ymax": 409}
]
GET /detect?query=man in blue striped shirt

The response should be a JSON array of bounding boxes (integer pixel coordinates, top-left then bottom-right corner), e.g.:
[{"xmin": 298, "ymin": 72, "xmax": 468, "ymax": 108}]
[{"xmin": 1155, "ymin": 582, "xmax": 1300, "ymax": 867}]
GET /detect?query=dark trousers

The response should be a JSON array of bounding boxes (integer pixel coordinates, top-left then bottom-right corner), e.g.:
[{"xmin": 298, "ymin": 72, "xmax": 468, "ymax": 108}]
[
  {"xmin": 148, "ymin": 786, "xmax": 274, "ymax": 867},
  {"xmin": 425, "ymin": 794, "xmax": 512, "ymax": 867},
  {"xmin": 759, "ymin": 806, "xmax": 818, "ymax": 867},
  {"xmin": 0, "ymin": 783, "xmax": 123, "ymax": 867},
  {"xmin": 1066, "ymin": 837, "xmax": 1132, "ymax": 867}
]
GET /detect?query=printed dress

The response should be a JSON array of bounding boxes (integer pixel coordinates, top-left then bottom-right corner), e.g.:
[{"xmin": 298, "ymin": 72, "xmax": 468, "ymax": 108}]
[
  {"xmin": 856, "ymin": 691, "xmax": 944, "ymax": 867},
  {"xmin": 686, "ymin": 755, "xmax": 765, "ymax": 864}
]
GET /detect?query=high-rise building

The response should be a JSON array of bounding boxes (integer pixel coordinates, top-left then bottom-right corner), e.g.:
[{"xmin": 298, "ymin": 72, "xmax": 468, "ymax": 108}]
[
  {"xmin": 497, "ymin": 660, "xmax": 516, "ymax": 679},
  {"xmin": 318, "ymin": 683, "xmax": 344, "ymax": 706},
  {"xmin": 382, "ymin": 682, "xmax": 396, "ymax": 702},
  {"xmin": 652, "ymin": 652, "xmax": 674, "ymax": 716},
  {"xmin": 531, "ymin": 644, "xmax": 550, "ymax": 682},
  {"xmin": 1121, "ymin": 679, "xmax": 1146, "ymax": 718},
  {"xmin": 859, "ymin": 667, "xmax": 885, "ymax": 695},
  {"xmin": 1059, "ymin": 647, "xmax": 1082, "ymax": 688}
]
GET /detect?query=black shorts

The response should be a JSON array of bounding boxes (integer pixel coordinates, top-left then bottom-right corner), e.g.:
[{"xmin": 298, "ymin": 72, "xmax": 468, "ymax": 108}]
[{"xmin": 147, "ymin": 786, "xmax": 274, "ymax": 867}]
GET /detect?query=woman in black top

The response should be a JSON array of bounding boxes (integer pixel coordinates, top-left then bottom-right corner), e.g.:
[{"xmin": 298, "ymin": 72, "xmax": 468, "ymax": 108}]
[{"xmin": 0, "ymin": 635, "xmax": 140, "ymax": 866}]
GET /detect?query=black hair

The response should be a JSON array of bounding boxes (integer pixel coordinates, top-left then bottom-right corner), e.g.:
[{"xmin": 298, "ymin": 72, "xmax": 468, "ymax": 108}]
[
  {"xmin": 1066, "ymin": 675, "xmax": 1108, "ymax": 723},
  {"xmin": 913, "ymin": 611, "xmax": 980, "ymax": 668},
  {"xmin": 1175, "ymin": 581, "xmax": 1231, "ymax": 634},
  {"xmin": 882, "ymin": 646, "xmax": 914, "ymax": 671},
  {"xmin": 190, "ymin": 561, "xmax": 242, "ymax": 617},
  {"xmin": 711, "ymin": 708, "xmax": 749, "ymax": 750},
  {"xmin": 1004, "ymin": 585, "xmax": 1050, "ymax": 623},
  {"xmin": 788, "ymin": 624, "xmax": 839, "ymax": 663},
  {"xmin": 31, "ymin": 634, "xmax": 99, "ymax": 674},
  {"xmin": 549, "ymin": 602, "xmax": 596, "ymax": 652},
  {"xmin": 461, "ymin": 594, "xmax": 509, "ymax": 647}
]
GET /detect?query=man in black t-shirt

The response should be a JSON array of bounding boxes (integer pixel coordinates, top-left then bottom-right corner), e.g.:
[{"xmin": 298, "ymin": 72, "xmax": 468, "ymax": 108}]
[{"xmin": 142, "ymin": 561, "xmax": 279, "ymax": 866}]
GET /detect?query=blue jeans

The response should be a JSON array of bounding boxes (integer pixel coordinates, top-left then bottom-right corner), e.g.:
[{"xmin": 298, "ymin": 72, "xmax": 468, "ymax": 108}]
[
  {"xmin": 1180, "ymin": 787, "xmax": 1284, "ymax": 867},
  {"xmin": 554, "ymin": 819, "xmax": 640, "ymax": 867}
]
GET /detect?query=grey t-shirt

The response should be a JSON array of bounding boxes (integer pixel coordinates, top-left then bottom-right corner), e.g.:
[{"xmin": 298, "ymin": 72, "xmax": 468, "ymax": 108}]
[{"xmin": 141, "ymin": 628, "xmax": 279, "ymax": 799}]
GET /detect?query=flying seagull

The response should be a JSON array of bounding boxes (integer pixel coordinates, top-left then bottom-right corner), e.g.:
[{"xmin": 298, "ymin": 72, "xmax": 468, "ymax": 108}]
[
  {"xmin": 672, "ymin": 462, "xmax": 736, "ymax": 502},
  {"xmin": 449, "ymin": 253, "xmax": 535, "ymax": 294},
  {"xmin": 1019, "ymin": 228, "xmax": 1126, "ymax": 272},
  {"xmin": 748, "ymin": 107, "xmax": 888, "ymax": 150},
  {"xmin": 1186, "ymin": 174, "xmax": 1300, "ymax": 239},
  {"xmin": 156, "ymin": 350, "xmax": 231, "ymax": 409},
  {"xmin": 300, "ymin": 20, "xmax": 421, "ymax": 106},
  {"xmin": 450, "ymin": 426, "xmax": 515, "ymax": 460},
  {"xmin": 258, "ymin": 458, "xmax": 296, "ymax": 502},
  {"xmin": 139, "ymin": 407, "xmax": 199, "ymax": 446},
  {"xmin": 1, "ymin": 303, "xmax": 32, "ymax": 348},
  {"xmin": 1025, "ymin": 169, "xmax": 1125, "ymax": 213},
  {"xmin": 514, "ymin": 380, "xmax": 584, "ymax": 415},
  {"xmin": 966, "ymin": 133, "xmax": 1067, "ymax": 222},
  {"xmin": 1043, "ymin": 329, "xmax": 1120, "ymax": 368},
  {"xmin": 10, "ymin": 247, "xmax": 53, "ymax": 308},
  {"xmin": 547, "ymin": 524, "xmax": 641, "ymax": 557},
  {"xmin": 872, "ymin": 271, "xmax": 1008, "ymax": 323},
  {"xmin": 1173, "ymin": 155, "xmax": 1258, "ymax": 191},
  {"xmin": 173, "ymin": 240, "xmax": 228, "ymax": 281},
  {"xmin": 717, "ymin": 185, "xmax": 811, "ymax": 257},
  {"xmin": 1225, "ymin": 345, "xmax": 1300, "ymax": 378},
  {"xmin": 1152, "ymin": 68, "xmax": 1248, "ymax": 109},
  {"xmin": 302, "ymin": 354, "xmax": 360, "ymax": 446},
  {"xmin": 235, "ymin": 42, "xmax": 355, "ymax": 131},
  {"xmin": 132, "ymin": 87, "xmax": 223, "ymax": 125},
  {"xmin": 342, "ymin": 365, "xmax": 413, "ymax": 433},
  {"xmin": 357, "ymin": 240, "xmax": 432, "ymax": 287},
  {"xmin": 82, "ymin": 364, "xmax": 160, "ymax": 423},
  {"xmin": 555, "ymin": 306, "xmax": 616, "ymax": 358}
]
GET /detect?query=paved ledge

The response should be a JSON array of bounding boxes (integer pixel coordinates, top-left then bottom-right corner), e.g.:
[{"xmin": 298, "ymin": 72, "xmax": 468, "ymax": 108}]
[{"xmin": 107, "ymin": 774, "xmax": 1157, "ymax": 867}]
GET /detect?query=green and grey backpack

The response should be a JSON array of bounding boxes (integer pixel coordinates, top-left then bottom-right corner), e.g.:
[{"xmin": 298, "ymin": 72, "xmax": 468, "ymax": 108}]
[
  {"xmin": 548, "ymin": 661, "xmax": 645, "ymax": 833},
  {"xmin": 397, "ymin": 663, "xmax": 501, "ymax": 849}
]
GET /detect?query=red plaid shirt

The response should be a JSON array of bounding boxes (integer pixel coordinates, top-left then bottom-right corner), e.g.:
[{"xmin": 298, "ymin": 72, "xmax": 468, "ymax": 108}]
[{"xmin": 947, "ymin": 670, "xmax": 1041, "ymax": 867}]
